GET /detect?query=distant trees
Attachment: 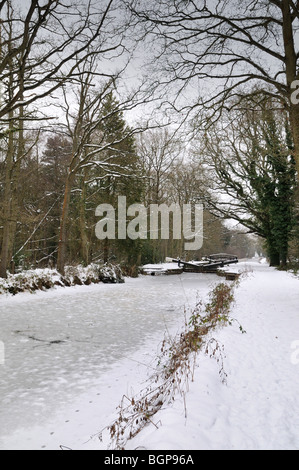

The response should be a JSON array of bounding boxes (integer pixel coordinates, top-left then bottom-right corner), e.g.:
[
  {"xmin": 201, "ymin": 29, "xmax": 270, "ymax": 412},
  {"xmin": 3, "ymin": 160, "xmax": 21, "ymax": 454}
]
[
  {"xmin": 137, "ymin": 128, "xmax": 186, "ymax": 262},
  {"xmin": 135, "ymin": 128, "xmax": 248, "ymax": 263},
  {"xmin": 0, "ymin": 111, "xmax": 257, "ymax": 275},
  {"xmin": 138, "ymin": 128, "xmax": 184, "ymax": 205}
]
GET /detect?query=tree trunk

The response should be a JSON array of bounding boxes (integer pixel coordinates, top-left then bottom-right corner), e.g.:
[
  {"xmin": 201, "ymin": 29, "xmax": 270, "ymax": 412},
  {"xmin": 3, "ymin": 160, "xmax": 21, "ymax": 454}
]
[
  {"xmin": 103, "ymin": 238, "xmax": 109, "ymax": 264},
  {"xmin": 269, "ymin": 250, "xmax": 281, "ymax": 267},
  {"xmin": 0, "ymin": 23, "xmax": 25, "ymax": 278},
  {"xmin": 0, "ymin": 144, "xmax": 22, "ymax": 278},
  {"xmin": 7, "ymin": 93, "xmax": 24, "ymax": 271},
  {"xmin": 280, "ymin": 251, "xmax": 287, "ymax": 268},
  {"xmin": 79, "ymin": 169, "xmax": 90, "ymax": 266},
  {"xmin": 0, "ymin": 218, "xmax": 12, "ymax": 279},
  {"xmin": 57, "ymin": 173, "xmax": 74, "ymax": 275},
  {"xmin": 267, "ymin": 235, "xmax": 281, "ymax": 266},
  {"xmin": 0, "ymin": 106, "xmax": 15, "ymax": 278}
]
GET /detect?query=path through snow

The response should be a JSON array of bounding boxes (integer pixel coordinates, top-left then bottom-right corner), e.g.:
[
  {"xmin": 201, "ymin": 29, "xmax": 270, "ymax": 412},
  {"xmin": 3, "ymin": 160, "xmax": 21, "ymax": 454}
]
[{"xmin": 125, "ymin": 261, "xmax": 299, "ymax": 450}]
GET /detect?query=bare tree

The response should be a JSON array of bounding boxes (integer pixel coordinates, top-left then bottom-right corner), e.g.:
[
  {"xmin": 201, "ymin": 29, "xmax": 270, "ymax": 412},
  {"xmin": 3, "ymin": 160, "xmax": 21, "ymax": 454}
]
[
  {"xmin": 56, "ymin": 57, "xmax": 152, "ymax": 274},
  {"xmin": 0, "ymin": 1, "xmax": 26, "ymax": 277},
  {"xmin": 0, "ymin": 0, "xmax": 124, "ymax": 119},
  {"xmin": 137, "ymin": 128, "xmax": 184, "ymax": 204},
  {"xmin": 128, "ymin": 0, "xmax": 299, "ymax": 177},
  {"xmin": 0, "ymin": 0, "xmax": 132, "ymax": 277}
]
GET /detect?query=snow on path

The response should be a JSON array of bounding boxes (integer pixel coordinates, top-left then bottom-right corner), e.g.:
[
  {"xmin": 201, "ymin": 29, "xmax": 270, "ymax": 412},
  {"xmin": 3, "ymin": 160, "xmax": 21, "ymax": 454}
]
[
  {"xmin": 0, "ymin": 272, "xmax": 217, "ymax": 450},
  {"xmin": 125, "ymin": 260, "xmax": 299, "ymax": 450}
]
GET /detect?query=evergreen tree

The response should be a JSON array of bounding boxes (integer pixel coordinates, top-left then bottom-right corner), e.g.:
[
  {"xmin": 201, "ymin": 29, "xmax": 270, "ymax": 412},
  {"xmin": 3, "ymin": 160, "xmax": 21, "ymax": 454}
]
[
  {"xmin": 78, "ymin": 92, "xmax": 144, "ymax": 266},
  {"xmin": 249, "ymin": 117, "xmax": 296, "ymax": 266}
]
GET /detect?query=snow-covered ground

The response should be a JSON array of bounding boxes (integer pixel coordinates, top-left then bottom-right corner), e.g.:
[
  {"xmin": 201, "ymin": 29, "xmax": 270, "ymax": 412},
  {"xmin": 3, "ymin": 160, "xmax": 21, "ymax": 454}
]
[
  {"xmin": 126, "ymin": 260, "xmax": 299, "ymax": 451},
  {"xmin": 1, "ymin": 259, "xmax": 299, "ymax": 450}
]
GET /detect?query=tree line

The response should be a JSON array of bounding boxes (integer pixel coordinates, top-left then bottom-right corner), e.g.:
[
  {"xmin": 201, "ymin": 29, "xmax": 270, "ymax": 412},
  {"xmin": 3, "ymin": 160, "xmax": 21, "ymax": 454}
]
[
  {"xmin": 1, "ymin": 97, "xmax": 257, "ymax": 276},
  {"xmin": 0, "ymin": 0, "xmax": 298, "ymax": 278}
]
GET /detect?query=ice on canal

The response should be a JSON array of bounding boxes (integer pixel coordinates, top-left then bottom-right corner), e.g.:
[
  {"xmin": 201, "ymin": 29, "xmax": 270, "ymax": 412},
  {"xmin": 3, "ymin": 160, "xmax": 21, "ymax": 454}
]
[{"xmin": 0, "ymin": 272, "xmax": 217, "ymax": 450}]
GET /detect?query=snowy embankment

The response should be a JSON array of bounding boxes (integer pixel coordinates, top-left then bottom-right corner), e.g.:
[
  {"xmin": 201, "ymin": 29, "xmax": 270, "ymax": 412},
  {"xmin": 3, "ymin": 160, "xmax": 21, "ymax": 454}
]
[{"xmin": 0, "ymin": 263, "xmax": 124, "ymax": 296}]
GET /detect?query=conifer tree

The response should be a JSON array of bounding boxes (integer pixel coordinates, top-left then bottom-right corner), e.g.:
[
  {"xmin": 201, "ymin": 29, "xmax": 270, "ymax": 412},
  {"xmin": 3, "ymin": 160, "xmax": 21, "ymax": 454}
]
[{"xmin": 79, "ymin": 91, "xmax": 144, "ymax": 266}]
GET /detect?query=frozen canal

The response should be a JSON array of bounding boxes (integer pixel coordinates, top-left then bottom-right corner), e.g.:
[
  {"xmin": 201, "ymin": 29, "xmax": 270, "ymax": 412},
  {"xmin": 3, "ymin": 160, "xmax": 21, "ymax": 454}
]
[{"xmin": 0, "ymin": 272, "xmax": 218, "ymax": 449}]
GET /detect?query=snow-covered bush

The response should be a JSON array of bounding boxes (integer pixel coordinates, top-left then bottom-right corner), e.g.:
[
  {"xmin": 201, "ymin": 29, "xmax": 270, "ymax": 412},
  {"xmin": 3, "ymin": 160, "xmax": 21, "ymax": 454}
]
[
  {"xmin": 0, "ymin": 269, "xmax": 61, "ymax": 295},
  {"xmin": 0, "ymin": 263, "xmax": 125, "ymax": 296}
]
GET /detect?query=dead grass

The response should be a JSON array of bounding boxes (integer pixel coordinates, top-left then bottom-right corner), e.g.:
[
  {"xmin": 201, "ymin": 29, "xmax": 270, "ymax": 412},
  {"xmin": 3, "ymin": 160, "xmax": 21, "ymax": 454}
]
[{"xmin": 96, "ymin": 281, "xmax": 241, "ymax": 450}]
